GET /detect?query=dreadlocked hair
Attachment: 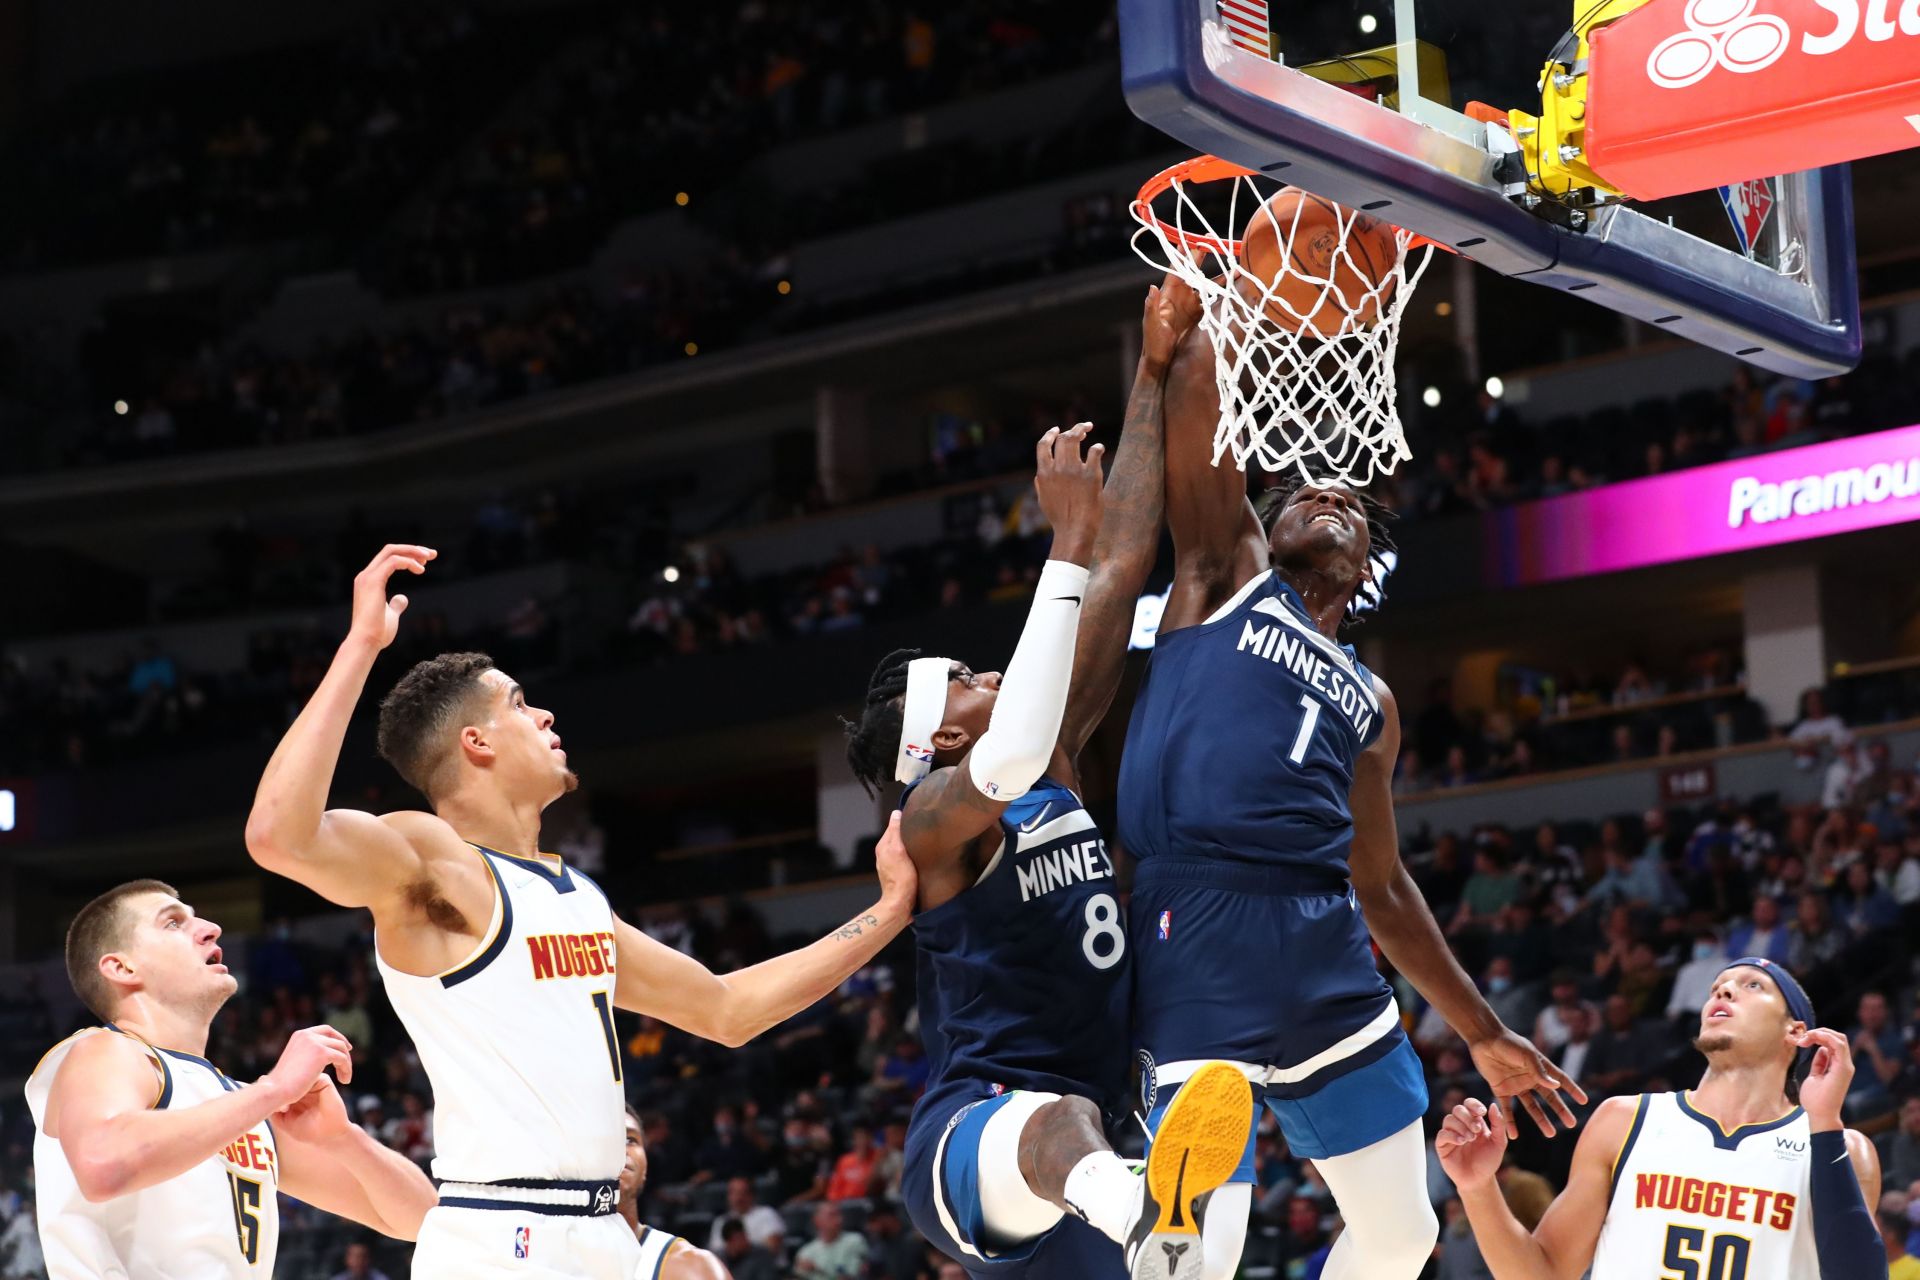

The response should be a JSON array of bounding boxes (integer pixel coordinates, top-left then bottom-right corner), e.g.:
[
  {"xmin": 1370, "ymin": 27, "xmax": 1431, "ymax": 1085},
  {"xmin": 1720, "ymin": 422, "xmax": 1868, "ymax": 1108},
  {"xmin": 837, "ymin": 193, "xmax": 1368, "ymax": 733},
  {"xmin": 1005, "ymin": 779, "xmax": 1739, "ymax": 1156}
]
[
  {"xmin": 1254, "ymin": 474, "xmax": 1400, "ymax": 626},
  {"xmin": 843, "ymin": 647, "xmax": 925, "ymax": 799}
]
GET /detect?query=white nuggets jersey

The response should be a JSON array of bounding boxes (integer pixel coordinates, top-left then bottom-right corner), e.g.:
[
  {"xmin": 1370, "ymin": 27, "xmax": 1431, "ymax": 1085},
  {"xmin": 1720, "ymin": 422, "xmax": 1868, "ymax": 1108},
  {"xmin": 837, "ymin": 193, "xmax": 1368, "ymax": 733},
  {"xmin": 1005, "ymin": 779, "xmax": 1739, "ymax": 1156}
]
[
  {"xmin": 378, "ymin": 844, "xmax": 626, "ymax": 1182},
  {"xmin": 634, "ymin": 1225, "xmax": 686, "ymax": 1276},
  {"xmin": 26, "ymin": 1028, "xmax": 279, "ymax": 1279},
  {"xmin": 1594, "ymin": 1092, "xmax": 1816, "ymax": 1280}
]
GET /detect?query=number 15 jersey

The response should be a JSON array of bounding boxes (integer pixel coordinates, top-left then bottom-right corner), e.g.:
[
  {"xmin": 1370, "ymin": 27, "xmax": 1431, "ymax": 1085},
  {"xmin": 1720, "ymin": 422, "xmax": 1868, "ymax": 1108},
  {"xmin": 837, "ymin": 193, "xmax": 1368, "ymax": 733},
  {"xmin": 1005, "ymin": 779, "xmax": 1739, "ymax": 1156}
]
[{"xmin": 377, "ymin": 845, "xmax": 627, "ymax": 1183}]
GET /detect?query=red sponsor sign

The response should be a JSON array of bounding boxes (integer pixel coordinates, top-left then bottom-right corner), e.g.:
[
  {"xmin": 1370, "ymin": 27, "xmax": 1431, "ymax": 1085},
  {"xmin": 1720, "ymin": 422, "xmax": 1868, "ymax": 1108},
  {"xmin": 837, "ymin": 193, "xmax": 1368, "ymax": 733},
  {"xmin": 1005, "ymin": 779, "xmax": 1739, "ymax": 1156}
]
[
  {"xmin": 1587, "ymin": 0, "xmax": 1920, "ymax": 199},
  {"xmin": 1659, "ymin": 761, "xmax": 1718, "ymax": 805}
]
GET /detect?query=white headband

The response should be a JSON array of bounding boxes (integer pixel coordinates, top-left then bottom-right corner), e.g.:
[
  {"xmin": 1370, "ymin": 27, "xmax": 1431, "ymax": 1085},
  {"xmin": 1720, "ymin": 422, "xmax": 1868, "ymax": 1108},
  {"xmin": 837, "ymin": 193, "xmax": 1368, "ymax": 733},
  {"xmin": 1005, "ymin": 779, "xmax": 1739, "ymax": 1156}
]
[{"xmin": 894, "ymin": 656, "xmax": 953, "ymax": 785}]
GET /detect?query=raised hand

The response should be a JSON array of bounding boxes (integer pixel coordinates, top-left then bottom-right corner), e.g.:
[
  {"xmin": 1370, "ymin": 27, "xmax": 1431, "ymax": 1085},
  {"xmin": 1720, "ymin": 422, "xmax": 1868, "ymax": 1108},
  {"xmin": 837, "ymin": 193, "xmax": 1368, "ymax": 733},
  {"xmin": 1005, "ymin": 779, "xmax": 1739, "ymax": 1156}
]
[
  {"xmin": 349, "ymin": 544, "xmax": 437, "ymax": 651},
  {"xmin": 274, "ymin": 1071, "xmax": 354, "ymax": 1146},
  {"xmin": 262, "ymin": 1025, "xmax": 354, "ymax": 1108},
  {"xmin": 1792, "ymin": 1026, "xmax": 1855, "ymax": 1128},
  {"xmin": 1141, "ymin": 273, "xmax": 1203, "ymax": 371},
  {"xmin": 873, "ymin": 811, "xmax": 916, "ymax": 912},
  {"xmin": 1469, "ymin": 1027, "xmax": 1588, "ymax": 1138},
  {"xmin": 1435, "ymin": 1097, "xmax": 1508, "ymax": 1191},
  {"xmin": 1033, "ymin": 423, "xmax": 1106, "ymax": 566}
]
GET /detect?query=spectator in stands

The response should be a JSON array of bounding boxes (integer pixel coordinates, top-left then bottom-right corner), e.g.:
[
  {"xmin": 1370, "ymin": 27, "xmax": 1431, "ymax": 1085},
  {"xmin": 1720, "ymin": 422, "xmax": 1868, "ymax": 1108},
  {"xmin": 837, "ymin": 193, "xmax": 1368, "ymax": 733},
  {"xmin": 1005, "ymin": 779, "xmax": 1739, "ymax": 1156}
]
[
  {"xmin": 1885, "ymin": 1200, "xmax": 1920, "ymax": 1280},
  {"xmin": 1825, "ymin": 734, "xmax": 1874, "ymax": 808},
  {"xmin": 825, "ymin": 1123, "xmax": 881, "ymax": 1202},
  {"xmin": 865, "ymin": 1202, "xmax": 923, "ymax": 1280},
  {"xmin": 1584, "ymin": 994, "xmax": 1665, "ymax": 1098},
  {"xmin": 1880, "ymin": 1098, "xmax": 1920, "ymax": 1194},
  {"xmin": 1481, "ymin": 956, "xmax": 1538, "ymax": 1033},
  {"xmin": 1838, "ymin": 861, "xmax": 1902, "ymax": 935},
  {"xmin": 776, "ymin": 1117, "xmax": 831, "ymax": 1205},
  {"xmin": 1881, "ymin": 838, "xmax": 1920, "ymax": 906},
  {"xmin": 1851, "ymin": 992, "xmax": 1906, "ymax": 1120},
  {"xmin": 1533, "ymin": 972, "xmax": 1600, "ymax": 1054},
  {"xmin": 714, "ymin": 1218, "xmax": 780, "ymax": 1280},
  {"xmin": 710, "ymin": 1177, "xmax": 787, "ymax": 1256},
  {"xmin": 1552, "ymin": 1003, "xmax": 1597, "ymax": 1088},
  {"xmin": 1787, "ymin": 891, "xmax": 1847, "ymax": 973},
  {"xmin": 382, "ymin": 1092, "xmax": 433, "ymax": 1166},
  {"xmin": 693, "ymin": 1104, "xmax": 763, "ymax": 1183},
  {"xmin": 329, "ymin": 1240, "xmax": 392, "ymax": 1280},
  {"xmin": 794, "ymin": 1202, "xmax": 867, "ymax": 1279},
  {"xmin": 1726, "ymin": 895, "xmax": 1792, "ymax": 965},
  {"xmin": 1790, "ymin": 687, "xmax": 1849, "ymax": 753},
  {"xmin": 0, "ymin": 1200, "xmax": 42, "ymax": 1280},
  {"xmin": 1664, "ymin": 928, "xmax": 1729, "ymax": 1025},
  {"xmin": 1277, "ymin": 1195, "xmax": 1328, "ymax": 1273},
  {"xmin": 1450, "ymin": 844, "xmax": 1520, "ymax": 934}
]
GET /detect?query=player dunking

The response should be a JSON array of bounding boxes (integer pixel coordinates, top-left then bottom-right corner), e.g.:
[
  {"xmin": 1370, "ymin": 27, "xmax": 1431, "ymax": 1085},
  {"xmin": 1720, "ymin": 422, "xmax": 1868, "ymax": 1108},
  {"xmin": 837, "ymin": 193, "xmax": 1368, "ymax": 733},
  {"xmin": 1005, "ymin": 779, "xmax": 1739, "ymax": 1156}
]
[
  {"xmin": 1438, "ymin": 957, "xmax": 1886, "ymax": 1278},
  {"xmin": 1113, "ymin": 307, "xmax": 1586, "ymax": 1280},
  {"xmin": 842, "ymin": 279, "xmax": 1254, "ymax": 1280},
  {"xmin": 26, "ymin": 880, "xmax": 437, "ymax": 1279},
  {"xmin": 245, "ymin": 547, "xmax": 917, "ymax": 1279}
]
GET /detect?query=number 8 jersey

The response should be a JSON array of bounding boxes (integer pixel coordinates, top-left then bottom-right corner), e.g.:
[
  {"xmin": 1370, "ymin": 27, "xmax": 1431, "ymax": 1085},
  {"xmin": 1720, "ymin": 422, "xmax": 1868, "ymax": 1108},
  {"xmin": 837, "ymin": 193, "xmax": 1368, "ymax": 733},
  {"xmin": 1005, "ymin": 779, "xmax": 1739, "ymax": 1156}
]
[
  {"xmin": 1593, "ymin": 1092, "xmax": 1817, "ymax": 1280},
  {"xmin": 905, "ymin": 777, "xmax": 1131, "ymax": 1125},
  {"xmin": 378, "ymin": 845, "xmax": 627, "ymax": 1183}
]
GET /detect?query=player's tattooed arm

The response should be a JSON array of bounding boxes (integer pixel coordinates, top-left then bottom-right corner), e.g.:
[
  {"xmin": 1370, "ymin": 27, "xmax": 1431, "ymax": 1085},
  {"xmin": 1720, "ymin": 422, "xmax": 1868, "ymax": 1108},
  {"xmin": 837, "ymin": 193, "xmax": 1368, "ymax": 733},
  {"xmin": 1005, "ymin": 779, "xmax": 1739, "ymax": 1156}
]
[
  {"xmin": 1060, "ymin": 275, "xmax": 1200, "ymax": 761},
  {"xmin": 610, "ymin": 815, "xmax": 915, "ymax": 1047},
  {"xmin": 1347, "ymin": 678, "xmax": 1586, "ymax": 1138},
  {"xmin": 246, "ymin": 545, "xmax": 435, "ymax": 909}
]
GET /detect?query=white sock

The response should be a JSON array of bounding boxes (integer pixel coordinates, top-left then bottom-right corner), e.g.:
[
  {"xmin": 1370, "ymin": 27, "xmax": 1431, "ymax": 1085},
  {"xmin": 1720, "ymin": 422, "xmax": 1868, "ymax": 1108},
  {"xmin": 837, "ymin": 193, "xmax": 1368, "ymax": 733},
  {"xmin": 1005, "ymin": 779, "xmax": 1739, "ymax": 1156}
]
[{"xmin": 1063, "ymin": 1150, "xmax": 1141, "ymax": 1244}]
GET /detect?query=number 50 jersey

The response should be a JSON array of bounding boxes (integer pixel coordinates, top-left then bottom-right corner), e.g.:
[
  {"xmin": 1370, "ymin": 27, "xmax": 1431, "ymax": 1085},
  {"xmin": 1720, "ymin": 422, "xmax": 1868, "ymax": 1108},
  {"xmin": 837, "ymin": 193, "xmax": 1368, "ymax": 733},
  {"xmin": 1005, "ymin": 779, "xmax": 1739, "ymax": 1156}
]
[
  {"xmin": 906, "ymin": 777, "xmax": 1131, "ymax": 1124},
  {"xmin": 1594, "ymin": 1092, "xmax": 1818, "ymax": 1280},
  {"xmin": 378, "ymin": 844, "xmax": 628, "ymax": 1184}
]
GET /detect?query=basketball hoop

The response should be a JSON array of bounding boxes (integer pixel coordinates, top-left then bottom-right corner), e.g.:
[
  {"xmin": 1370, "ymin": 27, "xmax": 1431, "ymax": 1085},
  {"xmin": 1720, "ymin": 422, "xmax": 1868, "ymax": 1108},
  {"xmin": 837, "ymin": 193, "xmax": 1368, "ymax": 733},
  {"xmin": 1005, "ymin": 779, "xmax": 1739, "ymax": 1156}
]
[{"xmin": 1130, "ymin": 157, "xmax": 1434, "ymax": 486}]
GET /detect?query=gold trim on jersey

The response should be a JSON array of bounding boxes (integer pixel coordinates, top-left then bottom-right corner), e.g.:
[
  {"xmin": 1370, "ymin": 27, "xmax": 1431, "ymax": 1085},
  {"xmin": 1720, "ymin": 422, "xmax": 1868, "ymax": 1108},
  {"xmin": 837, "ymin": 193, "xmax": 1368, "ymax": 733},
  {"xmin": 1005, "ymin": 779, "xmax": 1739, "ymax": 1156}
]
[
  {"xmin": 1611, "ymin": 1094, "xmax": 1651, "ymax": 1188},
  {"xmin": 1681, "ymin": 1091, "xmax": 1799, "ymax": 1139},
  {"xmin": 32, "ymin": 1027, "xmax": 171, "ymax": 1109},
  {"xmin": 435, "ymin": 848, "xmax": 508, "ymax": 981}
]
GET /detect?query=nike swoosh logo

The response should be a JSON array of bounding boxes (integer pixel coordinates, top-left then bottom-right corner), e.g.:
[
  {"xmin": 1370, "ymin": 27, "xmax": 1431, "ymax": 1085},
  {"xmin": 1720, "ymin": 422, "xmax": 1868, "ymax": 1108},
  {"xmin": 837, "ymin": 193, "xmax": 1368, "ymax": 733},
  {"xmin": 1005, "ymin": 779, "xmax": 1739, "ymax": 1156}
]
[
  {"xmin": 1053, "ymin": 595, "xmax": 1082, "ymax": 604},
  {"xmin": 1833, "ymin": 1151, "xmax": 1851, "ymax": 1164},
  {"xmin": 1018, "ymin": 804, "xmax": 1053, "ymax": 834},
  {"xmin": 1169, "ymin": 1151, "xmax": 1190, "ymax": 1228}
]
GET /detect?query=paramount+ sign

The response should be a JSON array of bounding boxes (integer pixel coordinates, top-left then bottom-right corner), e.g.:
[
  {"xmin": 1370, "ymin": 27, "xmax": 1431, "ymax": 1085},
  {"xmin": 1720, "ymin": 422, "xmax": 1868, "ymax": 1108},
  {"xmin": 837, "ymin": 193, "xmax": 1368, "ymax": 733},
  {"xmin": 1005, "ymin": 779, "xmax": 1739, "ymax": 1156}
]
[{"xmin": 1482, "ymin": 423, "xmax": 1920, "ymax": 587}]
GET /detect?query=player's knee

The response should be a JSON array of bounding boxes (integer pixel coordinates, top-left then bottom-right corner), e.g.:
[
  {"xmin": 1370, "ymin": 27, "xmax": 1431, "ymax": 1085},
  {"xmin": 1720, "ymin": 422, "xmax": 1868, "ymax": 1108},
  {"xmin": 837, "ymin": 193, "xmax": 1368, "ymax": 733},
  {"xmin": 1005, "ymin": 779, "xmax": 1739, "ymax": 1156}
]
[
  {"xmin": 1015, "ymin": 1094, "xmax": 1100, "ymax": 1186},
  {"xmin": 1350, "ymin": 1194, "xmax": 1437, "ymax": 1269}
]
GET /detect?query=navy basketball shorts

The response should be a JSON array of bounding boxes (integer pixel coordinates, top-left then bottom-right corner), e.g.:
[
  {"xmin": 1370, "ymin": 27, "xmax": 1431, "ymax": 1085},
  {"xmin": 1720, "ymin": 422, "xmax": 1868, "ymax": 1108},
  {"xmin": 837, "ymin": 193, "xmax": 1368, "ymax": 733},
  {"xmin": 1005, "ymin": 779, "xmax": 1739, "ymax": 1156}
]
[
  {"xmin": 1130, "ymin": 856, "xmax": 1428, "ymax": 1165},
  {"xmin": 903, "ymin": 1086, "xmax": 1122, "ymax": 1278}
]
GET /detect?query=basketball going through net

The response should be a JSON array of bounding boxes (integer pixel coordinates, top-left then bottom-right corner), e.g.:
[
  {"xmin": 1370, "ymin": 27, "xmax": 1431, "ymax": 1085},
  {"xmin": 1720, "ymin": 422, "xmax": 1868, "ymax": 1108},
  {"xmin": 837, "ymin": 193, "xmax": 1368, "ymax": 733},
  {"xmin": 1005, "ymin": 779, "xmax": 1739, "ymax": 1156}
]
[{"xmin": 1131, "ymin": 156, "xmax": 1434, "ymax": 487}]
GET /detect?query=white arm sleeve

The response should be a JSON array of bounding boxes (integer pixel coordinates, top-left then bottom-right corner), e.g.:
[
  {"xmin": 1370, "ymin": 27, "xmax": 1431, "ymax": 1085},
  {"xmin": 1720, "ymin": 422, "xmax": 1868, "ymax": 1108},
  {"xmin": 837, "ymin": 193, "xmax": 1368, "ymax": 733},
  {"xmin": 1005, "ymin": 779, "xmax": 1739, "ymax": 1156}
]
[{"xmin": 965, "ymin": 560, "xmax": 1089, "ymax": 801}]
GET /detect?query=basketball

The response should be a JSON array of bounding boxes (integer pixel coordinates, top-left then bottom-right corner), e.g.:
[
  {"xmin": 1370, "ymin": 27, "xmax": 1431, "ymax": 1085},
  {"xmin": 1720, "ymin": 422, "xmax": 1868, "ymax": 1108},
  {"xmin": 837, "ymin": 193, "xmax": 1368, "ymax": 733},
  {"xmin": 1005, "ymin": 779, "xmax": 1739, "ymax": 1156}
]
[{"xmin": 1240, "ymin": 188, "xmax": 1400, "ymax": 338}]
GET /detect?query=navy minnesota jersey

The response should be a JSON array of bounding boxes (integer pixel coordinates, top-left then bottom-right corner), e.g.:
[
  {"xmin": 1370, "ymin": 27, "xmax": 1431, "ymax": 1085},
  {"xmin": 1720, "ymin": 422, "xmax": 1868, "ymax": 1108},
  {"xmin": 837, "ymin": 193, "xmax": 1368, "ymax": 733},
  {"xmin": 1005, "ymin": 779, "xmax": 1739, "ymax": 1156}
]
[
  {"xmin": 907, "ymin": 777, "xmax": 1130, "ymax": 1120},
  {"xmin": 1118, "ymin": 571, "xmax": 1383, "ymax": 871}
]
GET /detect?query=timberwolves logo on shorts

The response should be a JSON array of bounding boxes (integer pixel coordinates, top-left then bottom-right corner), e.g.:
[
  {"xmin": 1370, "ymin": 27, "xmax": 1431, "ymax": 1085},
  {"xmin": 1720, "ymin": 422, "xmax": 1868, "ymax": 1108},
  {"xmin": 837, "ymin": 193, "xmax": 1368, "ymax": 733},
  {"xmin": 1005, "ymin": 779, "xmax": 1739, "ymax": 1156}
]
[
  {"xmin": 513, "ymin": 1227, "xmax": 531, "ymax": 1259},
  {"xmin": 1137, "ymin": 1049, "xmax": 1159, "ymax": 1115}
]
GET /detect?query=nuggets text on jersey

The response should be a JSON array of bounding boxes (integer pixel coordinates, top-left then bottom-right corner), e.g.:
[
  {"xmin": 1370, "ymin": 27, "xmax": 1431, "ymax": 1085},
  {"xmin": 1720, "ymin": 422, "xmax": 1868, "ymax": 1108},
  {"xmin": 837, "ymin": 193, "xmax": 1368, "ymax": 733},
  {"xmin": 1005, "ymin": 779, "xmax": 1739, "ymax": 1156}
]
[{"xmin": 525, "ymin": 930, "xmax": 617, "ymax": 981}]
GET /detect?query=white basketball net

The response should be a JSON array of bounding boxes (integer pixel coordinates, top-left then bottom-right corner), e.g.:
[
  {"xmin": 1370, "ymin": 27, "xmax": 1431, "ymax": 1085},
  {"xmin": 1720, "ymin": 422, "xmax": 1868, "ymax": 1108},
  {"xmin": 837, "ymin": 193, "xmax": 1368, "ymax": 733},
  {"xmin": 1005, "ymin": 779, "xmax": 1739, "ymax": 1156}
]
[{"xmin": 1130, "ymin": 164, "xmax": 1434, "ymax": 487}]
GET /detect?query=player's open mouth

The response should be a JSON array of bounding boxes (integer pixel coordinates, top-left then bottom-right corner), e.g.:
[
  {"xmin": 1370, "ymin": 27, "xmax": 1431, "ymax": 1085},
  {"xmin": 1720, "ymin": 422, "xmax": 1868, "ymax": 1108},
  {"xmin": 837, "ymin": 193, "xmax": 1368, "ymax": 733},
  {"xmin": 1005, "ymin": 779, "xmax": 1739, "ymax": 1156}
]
[
  {"xmin": 1706, "ymin": 1002, "xmax": 1733, "ymax": 1020},
  {"xmin": 1308, "ymin": 512, "xmax": 1344, "ymax": 529},
  {"xmin": 205, "ymin": 946, "xmax": 226, "ymax": 972}
]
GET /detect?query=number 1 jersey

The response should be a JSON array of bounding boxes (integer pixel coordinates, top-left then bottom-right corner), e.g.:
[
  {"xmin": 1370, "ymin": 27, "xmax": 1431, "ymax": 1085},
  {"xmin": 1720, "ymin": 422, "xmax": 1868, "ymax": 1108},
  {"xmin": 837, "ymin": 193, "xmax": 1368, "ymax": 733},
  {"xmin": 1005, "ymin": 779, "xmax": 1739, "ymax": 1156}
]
[{"xmin": 377, "ymin": 845, "xmax": 627, "ymax": 1184}]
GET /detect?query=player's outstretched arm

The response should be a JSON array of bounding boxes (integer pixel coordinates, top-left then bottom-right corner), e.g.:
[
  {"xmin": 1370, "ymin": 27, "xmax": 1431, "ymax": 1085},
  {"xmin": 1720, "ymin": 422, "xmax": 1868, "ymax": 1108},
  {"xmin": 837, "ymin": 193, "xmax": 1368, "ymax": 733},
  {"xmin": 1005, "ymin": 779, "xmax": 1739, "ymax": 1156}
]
[
  {"xmin": 245, "ymin": 546, "xmax": 435, "ymax": 909},
  {"xmin": 1060, "ymin": 275, "xmax": 1199, "ymax": 759},
  {"xmin": 611, "ymin": 815, "xmax": 916, "ymax": 1047},
  {"xmin": 1348, "ymin": 679, "xmax": 1586, "ymax": 1137},
  {"xmin": 47, "ymin": 1027, "xmax": 351, "ymax": 1202},
  {"xmin": 900, "ymin": 425, "xmax": 1104, "ymax": 865},
  {"xmin": 275, "ymin": 1073, "xmax": 437, "ymax": 1240},
  {"xmin": 1159, "ymin": 303, "xmax": 1268, "ymax": 635},
  {"xmin": 1437, "ymin": 1095, "xmax": 1629, "ymax": 1280}
]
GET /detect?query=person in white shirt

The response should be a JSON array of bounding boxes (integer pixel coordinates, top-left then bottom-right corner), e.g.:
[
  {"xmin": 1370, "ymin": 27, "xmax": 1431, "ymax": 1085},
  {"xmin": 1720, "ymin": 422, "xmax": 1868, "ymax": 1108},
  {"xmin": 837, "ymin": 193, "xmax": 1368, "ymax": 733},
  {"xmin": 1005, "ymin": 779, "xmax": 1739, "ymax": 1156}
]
[
  {"xmin": 708, "ymin": 1177, "xmax": 785, "ymax": 1256},
  {"xmin": 1665, "ymin": 931, "xmax": 1729, "ymax": 1024}
]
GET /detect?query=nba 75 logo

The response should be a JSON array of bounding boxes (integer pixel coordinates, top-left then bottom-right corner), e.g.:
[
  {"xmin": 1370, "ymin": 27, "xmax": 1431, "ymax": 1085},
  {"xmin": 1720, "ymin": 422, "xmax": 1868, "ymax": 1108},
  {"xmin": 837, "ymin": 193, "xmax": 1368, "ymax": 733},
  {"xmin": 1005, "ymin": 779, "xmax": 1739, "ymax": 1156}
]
[{"xmin": 513, "ymin": 1226, "xmax": 531, "ymax": 1259}]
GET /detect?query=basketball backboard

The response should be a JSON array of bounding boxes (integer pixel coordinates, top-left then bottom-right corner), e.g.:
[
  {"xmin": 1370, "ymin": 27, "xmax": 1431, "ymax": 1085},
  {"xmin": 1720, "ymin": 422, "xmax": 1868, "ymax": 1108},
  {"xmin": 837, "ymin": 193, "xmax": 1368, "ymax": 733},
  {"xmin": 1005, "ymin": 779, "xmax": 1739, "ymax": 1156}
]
[{"xmin": 1119, "ymin": 0, "xmax": 1864, "ymax": 377}]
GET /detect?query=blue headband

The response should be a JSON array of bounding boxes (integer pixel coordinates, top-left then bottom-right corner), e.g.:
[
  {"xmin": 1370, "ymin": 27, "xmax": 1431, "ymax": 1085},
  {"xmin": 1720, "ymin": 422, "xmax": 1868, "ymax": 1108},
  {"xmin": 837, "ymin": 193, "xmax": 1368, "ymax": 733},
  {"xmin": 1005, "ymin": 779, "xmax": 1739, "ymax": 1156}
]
[{"xmin": 1719, "ymin": 957, "xmax": 1818, "ymax": 1079}]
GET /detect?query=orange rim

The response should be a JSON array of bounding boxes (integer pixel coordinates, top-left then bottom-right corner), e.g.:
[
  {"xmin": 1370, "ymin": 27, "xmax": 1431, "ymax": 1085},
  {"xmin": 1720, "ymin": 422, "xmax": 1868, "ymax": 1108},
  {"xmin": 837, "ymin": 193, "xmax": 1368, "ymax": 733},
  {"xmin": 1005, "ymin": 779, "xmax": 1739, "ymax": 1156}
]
[{"xmin": 1133, "ymin": 153, "xmax": 1445, "ymax": 256}]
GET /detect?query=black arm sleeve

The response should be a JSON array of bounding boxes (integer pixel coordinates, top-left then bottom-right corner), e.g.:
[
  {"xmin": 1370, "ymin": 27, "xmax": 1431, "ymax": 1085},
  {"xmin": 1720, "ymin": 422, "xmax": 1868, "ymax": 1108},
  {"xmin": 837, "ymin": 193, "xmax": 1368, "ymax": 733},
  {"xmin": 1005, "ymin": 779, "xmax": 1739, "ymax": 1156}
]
[{"xmin": 1807, "ymin": 1129, "xmax": 1886, "ymax": 1280}]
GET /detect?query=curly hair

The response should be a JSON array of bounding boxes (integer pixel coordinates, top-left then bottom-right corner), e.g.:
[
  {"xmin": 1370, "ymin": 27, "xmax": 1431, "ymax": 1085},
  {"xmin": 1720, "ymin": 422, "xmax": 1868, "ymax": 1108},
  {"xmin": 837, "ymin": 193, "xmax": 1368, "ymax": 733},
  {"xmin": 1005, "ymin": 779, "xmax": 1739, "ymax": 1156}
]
[
  {"xmin": 842, "ymin": 648, "xmax": 925, "ymax": 799},
  {"xmin": 1254, "ymin": 476, "xmax": 1399, "ymax": 625},
  {"xmin": 376, "ymin": 651, "xmax": 497, "ymax": 799}
]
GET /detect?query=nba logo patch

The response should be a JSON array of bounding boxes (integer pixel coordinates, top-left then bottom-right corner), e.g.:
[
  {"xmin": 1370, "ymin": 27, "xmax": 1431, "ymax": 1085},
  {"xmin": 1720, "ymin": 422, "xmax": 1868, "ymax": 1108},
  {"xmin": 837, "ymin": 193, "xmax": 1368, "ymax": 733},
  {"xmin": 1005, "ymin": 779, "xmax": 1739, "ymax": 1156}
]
[
  {"xmin": 990, "ymin": 1082, "xmax": 1005, "ymax": 1096},
  {"xmin": 513, "ymin": 1226, "xmax": 531, "ymax": 1259},
  {"xmin": 1157, "ymin": 910, "xmax": 1171, "ymax": 940},
  {"xmin": 904, "ymin": 742, "xmax": 933, "ymax": 766}
]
